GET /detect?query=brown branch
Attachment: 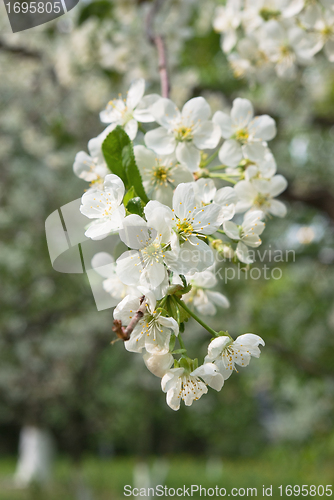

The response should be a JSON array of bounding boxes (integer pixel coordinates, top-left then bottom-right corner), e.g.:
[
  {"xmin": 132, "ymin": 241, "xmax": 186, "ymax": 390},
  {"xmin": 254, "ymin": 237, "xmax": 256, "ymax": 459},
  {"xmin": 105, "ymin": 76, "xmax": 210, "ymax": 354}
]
[
  {"xmin": 112, "ymin": 295, "xmax": 146, "ymax": 342},
  {"xmin": 0, "ymin": 39, "xmax": 42, "ymax": 59},
  {"xmin": 146, "ymin": 0, "xmax": 170, "ymax": 98}
]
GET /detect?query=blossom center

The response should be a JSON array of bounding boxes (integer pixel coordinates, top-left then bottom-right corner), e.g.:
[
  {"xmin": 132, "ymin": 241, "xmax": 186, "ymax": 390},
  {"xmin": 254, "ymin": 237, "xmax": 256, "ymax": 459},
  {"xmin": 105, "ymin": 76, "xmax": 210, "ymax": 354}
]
[
  {"xmin": 235, "ymin": 128, "xmax": 249, "ymax": 143},
  {"xmin": 151, "ymin": 165, "xmax": 170, "ymax": 187},
  {"xmin": 176, "ymin": 219, "xmax": 194, "ymax": 238},
  {"xmin": 140, "ymin": 241, "xmax": 164, "ymax": 264},
  {"xmin": 174, "ymin": 126, "xmax": 193, "ymax": 142}
]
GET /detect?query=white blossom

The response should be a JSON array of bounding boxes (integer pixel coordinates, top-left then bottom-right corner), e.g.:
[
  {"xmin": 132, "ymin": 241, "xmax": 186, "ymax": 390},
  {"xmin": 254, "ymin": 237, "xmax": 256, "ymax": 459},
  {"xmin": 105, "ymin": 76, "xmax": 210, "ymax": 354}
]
[
  {"xmin": 114, "ymin": 291, "xmax": 179, "ymax": 355},
  {"xmin": 205, "ymin": 334, "xmax": 265, "ymax": 380},
  {"xmin": 213, "ymin": 0, "xmax": 242, "ymax": 53},
  {"xmin": 193, "ymin": 178, "xmax": 237, "ymax": 224},
  {"xmin": 234, "ymin": 174, "xmax": 288, "ymax": 216},
  {"xmin": 213, "ymin": 98, "xmax": 276, "ymax": 168},
  {"xmin": 145, "ymin": 97, "xmax": 221, "ymax": 172},
  {"xmin": 80, "ymin": 174, "xmax": 125, "ymax": 240},
  {"xmin": 161, "ymin": 363, "xmax": 224, "ymax": 411},
  {"xmin": 143, "ymin": 352, "xmax": 174, "ymax": 378},
  {"xmin": 223, "ymin": 210, "xmax": 265, "ymax": 264},
  {"xmin": 134, "ymin": 145, "xmax": 193, "ymax": 206},
  {"xmin": 100, "ymin": 78, "xmax": 159, "ymax": 140},
  {"xmin": 181, "ymin": 270, "xmax": 230, "ymax": 316}
]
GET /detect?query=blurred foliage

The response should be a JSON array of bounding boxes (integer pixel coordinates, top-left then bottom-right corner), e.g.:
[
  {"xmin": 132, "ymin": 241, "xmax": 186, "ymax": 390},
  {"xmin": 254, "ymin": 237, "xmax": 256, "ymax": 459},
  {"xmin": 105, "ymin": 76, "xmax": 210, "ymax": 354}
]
[{"xmin": 0, "ymin": 0, "xmax": 333, "ymax": 470}]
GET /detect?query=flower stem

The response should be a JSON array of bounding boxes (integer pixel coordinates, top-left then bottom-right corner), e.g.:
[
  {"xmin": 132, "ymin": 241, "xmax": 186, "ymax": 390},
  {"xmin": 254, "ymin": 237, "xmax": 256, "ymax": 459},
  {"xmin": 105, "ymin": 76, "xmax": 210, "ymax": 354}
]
[
  {"xmin": 174, "ymin": 296, "xmax": 219, "ymax": 338},
  {"xmin": 208, "ymin": 164, "xmax": 227, "ymax": 171},
  {"xmin": 209, "ymin": 173, "xmax": 238, "ymax": 184},
  {"xmin": 201, "ymin": 150, "xmax": 219, "ymax": 168}
]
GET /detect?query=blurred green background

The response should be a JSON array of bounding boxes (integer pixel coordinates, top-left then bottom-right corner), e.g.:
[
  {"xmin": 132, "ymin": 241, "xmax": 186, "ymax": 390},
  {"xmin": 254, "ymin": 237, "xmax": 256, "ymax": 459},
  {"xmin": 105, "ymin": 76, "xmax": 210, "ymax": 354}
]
[{"xmin": 0, "ymin": 0, "xmax": 333, "ymax": 498}]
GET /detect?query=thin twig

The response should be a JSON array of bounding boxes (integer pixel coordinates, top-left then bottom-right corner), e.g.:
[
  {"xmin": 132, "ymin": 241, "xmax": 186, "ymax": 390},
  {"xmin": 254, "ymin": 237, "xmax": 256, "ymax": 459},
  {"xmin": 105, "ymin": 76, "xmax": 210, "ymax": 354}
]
[
  {"xmin": 112, "ymin": 296, "xmax": 146, "ymax": 342},
  {"xmin": 146, "ymin": 0, "xmax": 170, "ymax": 98}
]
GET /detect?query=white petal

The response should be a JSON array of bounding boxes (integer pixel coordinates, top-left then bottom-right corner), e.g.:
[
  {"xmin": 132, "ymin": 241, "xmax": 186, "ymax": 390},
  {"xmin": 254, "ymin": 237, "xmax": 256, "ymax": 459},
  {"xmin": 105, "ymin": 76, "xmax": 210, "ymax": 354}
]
[
  {"xmin": 161, "ymin": 368, "xmax": 184, "ymax": 392},
  {"xmin": 158, "ymin": 315, "xmax": 179, "ymax": 336},
  {"xmin": 91, "ymin": 252, "xmax": 115, "ymax": 278},
  {"xmin": 133, "ymin": 94, "xmax": 160, "ymax": 123},
  {"xmin": 173, "ymin": 183, "xmax": 196, "ymax": 218},
  {"xmin": 124, "ymin": 119, "xmax": 138, "ymax": 140},
  {"xmin": 193, "ymin": 121, "xmax": 221, "ymax": 149},
  {"xmin": 143, "ymin": 353, "xmax": 174, "ymax": 378},
  {"xmin": 268, "ymin": 175, "xmax": 288, "ymax": 197},
  {"xmin": 181, "ymin": 96, "xmax": 211, "ymax": 123},
  {"xmin": 249, "ymin": 115, "xmax": 276, "ymax": 141},
  {"xmin": 223, "ymin": 221, "xmax": 240, "ymax": 240},
  {"xmin": 191, "ymin": 363, "xmax": 224, "ymax": 391},
  {"xmin": 268, "ymin": 199, "xmax": 287, "ymax": 217},
  {"xmin": 104, "ymin": 174, "xmax": 125, "ymax": 205},
  {"xmin": 206, "ymin": 336, "xmax": 231, "ymax": 361},
  {"xmin": 218, "ymin": 140, "xmax": 243, "ymax": 168},
  {"xmin": 126, "ymin": 78, "xmax": 145, "ymax": 109},
  {"xmin": 206, "ymin": 291, "xmax": 230, "ymax": 309},
  {"xmin": 194, "ymin": 178, "xmax": 216, "ymax": 204},
  {"xmin": 134, "ymin": 145, "xmax": 157, "ymax": 181},
  {"xmin": 213, "ymin": 111, "xmax": 233, "ymax": 139},
  {"xmin": 214, "ymin": 186, "xmax": 237, "ymax": 206},
  {"xmin": 231, "ymin": 98, "xmax": 254, "ymax": 128},
  {"xmin": 176, "ymin": 143, "xmax": 201, "ymax": 172},
  {"xmin": 114, "ymin": 294, "xmax": 141, "ymax": 324},
  {"xmin": 150, "ymin": 98, "xmax": 180, "ymax": 128},
  {"xmin": 145, "ymin": 127, "xmax": 176, "ymax": 155},
  {"xmin": 236, "ymin": 241, "xmax": 254, "ymax": 264},
  {"xmin": 116, "ymin": 250, "xmax": 143, "ymax": 285},
  {"xmin": 119, "ymin": 214, "xmax": 150, "ymax": 249}
]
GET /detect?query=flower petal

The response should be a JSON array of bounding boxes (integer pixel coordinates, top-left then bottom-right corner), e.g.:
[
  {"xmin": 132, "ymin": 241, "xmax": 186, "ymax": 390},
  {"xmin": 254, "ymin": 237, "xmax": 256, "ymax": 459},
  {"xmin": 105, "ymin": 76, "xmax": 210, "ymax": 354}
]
[
  {"xmin": 218, "ymin": 140, "xmax": 242, "ymax": 168},
  {"xmin": 176, "ymin": 142, "xmax": 201, "ymax": 172},
  {"xmin": 126, "ymin": 78, "xmax": 145, "ymax": 109},
  {"xmin": 193, "ymin": 121, "xmax": 221, "ymax": 149},
  {"xmin": 231, "ymin": 98, "xmax": 254, "ymax": 128},
  {"xmin": 145, "ymin": 127, "xmax": 176, "ymax": 155},
  {"xmin": 213, "ymin": 111, "xmax": 233, "ymax": 139}
]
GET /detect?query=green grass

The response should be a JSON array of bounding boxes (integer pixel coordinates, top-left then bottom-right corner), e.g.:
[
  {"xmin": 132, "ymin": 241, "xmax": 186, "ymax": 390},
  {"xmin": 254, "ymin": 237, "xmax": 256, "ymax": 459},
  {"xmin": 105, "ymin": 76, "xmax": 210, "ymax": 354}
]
[{"xmin": 0, "ymin": 453, "xmax": 333, "ymax": 499}]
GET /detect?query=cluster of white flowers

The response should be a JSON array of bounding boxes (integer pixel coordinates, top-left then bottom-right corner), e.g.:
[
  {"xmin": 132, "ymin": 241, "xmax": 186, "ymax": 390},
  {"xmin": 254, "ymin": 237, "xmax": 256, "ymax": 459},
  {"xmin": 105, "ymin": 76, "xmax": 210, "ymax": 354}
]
[
  {"xmin": 73, "ymin": 79, "xmax": 287, "ymax": 410},
  {"xmin": 213, "ymin": 0, "xmax": 334, "ymax": 80}
]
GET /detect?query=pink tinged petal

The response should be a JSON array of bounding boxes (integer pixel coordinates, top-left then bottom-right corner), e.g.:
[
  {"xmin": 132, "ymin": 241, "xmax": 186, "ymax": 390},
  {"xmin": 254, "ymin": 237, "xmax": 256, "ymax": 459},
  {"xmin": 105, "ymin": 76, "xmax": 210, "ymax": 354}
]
[
  {"xmin": 173, "ymin": 183, "xmax": 196, "ymax": 218},
  {"xmin": 176, "ymin": 142, "xmax": 201, "ymax": 172},
  {"xmin": 268, "ymin": 175, "xmax": 288, "ymax": 197},
  {"xmin": 193, "ymin": 121, "xmax": 221, "ymax": 149},
  {"xmin": 151, "ymin": 98, "xmax": 181, "ymax": 128},
  {"xmin": 119, "ymin": 214, "xmax": 151, "ymax": 249},
  {"xmin": 223, "ymin": 221, "xmax": 240, "ymax": 240},
  {"xmin": 145, "ymin": 127, "xmax": 176, "ymax": 155},
  {"xmin": 206, "ymin": 291, "xmax": 230, "ymax": 309},
  {"xmin": 124, "ymin": 119, "xmax": 138, "ymax": 140},
  {"xmin": 213, "ymin": 111, "xmax": 233, "ymax": 139},
  {"xmin": 143, "ymin": 352, "xmax": 174, "ymax": 378},
  {"xmin": 268, "ymin": 200, "xmax": 287, "ymax": 217},
  {"xmin": 191, "ymin": 363, "xmax": 224, "ymax": 391},
  {"xmin": 181, "ymin": 96, "xmax": 211, "ymax": 124},
  {"xmin": 231, "ymin": 98, "xmax": 254, "ymax": 128},
  {"xmin": 91, "ymin": 252, "xmax": 115, "ymax": 278},
  {"xmin": 116, "ymin": 250, "xmax": 143, "ymax": 285},
  {"xmin": 133, "ymin": 94, "xmax": 161, "ymax": 123},
  {"xmin": 218, "ymin": 140, "xmax": 243, "ymax": 168},
  {"xmin": 236, "ymin": 241, "xmax": 254, "ymax": 264},
  {"xmin": 126, "ymin": 78, "xmax": 146, "ymax": 109},
  {"xmin": 249, "ymin": 115, "xmax": 276, "ymax": 141}
]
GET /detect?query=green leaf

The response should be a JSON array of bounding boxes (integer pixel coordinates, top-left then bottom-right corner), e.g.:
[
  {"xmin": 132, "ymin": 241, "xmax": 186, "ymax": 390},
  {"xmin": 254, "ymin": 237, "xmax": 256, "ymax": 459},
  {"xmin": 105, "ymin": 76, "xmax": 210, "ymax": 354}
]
[
  {"xmin": 172, "ymin": 349, "xmax": 187, "ymax": 355},
  {"xmin": 126, "ymin": 197, "xmax": 144, "ymax": 217},
  {"xmin": 102, "ymin": 126, "xmax": 149, "ymax": 204},
  {"xmin": 102, "ymin": 127, "xmax": 129, "ymax": 186},
  {"xmin": 169, "ymin": 334, "xmax": 176, "ymax": 353},
  {"xmin": 123, "ymin": 186, "xmax": 136, "ymax": 206},
  {"xmin": 78, "ymin": 0, "xmax": 113, "ymax": 25}
]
